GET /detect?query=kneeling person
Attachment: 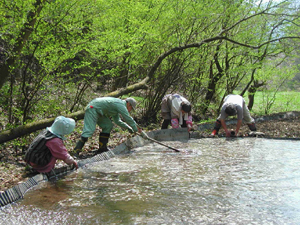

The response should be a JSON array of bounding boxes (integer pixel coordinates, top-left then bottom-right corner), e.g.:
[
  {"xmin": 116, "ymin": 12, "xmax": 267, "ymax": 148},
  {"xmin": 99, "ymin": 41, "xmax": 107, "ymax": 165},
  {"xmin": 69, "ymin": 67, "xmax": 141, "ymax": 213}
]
[{"xmin": 24, "ymin": 116, "xmax": 78, "ymax": 173}]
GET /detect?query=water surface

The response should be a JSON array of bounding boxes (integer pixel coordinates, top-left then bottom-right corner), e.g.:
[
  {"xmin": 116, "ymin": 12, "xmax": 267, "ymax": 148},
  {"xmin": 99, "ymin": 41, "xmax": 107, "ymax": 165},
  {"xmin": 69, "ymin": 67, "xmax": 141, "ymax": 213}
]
[{"xmin": 1, "ymin": 138, "xmax": 300, "ymax": 224}]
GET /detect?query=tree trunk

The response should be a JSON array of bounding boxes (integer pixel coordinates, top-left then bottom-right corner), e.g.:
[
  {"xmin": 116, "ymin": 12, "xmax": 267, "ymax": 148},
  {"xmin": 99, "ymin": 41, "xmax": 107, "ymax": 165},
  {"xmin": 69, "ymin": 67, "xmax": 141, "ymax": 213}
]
[
  {"xmin": 201, "ymin": 63, "xmax": 223, "ymax": 115},
  {"xmin": 0, "ymin": 0, "xmax": 46, "ymax": 90},
  {"xmin": 201, "ymin": 44, "xmax": 225, "ymax": 115},
  {"xmin": 247, "ymin": 80, "xmax": 266, "ymax": 110},
  {"xmin": 0, "ymin": 80, "xmax": 148, "ymax": 144}
]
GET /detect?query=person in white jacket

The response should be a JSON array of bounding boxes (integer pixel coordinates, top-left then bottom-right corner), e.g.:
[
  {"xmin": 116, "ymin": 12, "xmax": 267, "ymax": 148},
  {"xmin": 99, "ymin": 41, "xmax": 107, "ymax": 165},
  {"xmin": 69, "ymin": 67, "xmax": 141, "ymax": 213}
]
[
  {"xmin": 211, "ymin": 94, "xmax": 257, "ymax": 137},
  {"xmin": 161, "ymin": 94, "xmax": 193, "ymax": 132}
]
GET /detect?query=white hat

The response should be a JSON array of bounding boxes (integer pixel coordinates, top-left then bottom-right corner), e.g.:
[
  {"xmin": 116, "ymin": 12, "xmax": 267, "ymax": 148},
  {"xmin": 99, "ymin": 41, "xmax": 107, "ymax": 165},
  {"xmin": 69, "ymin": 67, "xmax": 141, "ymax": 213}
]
[
  {"xmin": 47, "ymin": 116, "xmax": 75, "ymax": 140},
  {"xmin": 125, "ymin": 97, "xmax": 137, "ymax": 110}
]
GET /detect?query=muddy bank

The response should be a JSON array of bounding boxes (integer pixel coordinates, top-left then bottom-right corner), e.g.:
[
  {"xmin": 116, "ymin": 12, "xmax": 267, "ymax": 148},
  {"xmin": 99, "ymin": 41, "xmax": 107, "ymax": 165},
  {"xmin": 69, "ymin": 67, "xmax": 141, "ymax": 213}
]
[{"xmin": 1, "ymin": 111, "xmax": 300, "ymax": 193}]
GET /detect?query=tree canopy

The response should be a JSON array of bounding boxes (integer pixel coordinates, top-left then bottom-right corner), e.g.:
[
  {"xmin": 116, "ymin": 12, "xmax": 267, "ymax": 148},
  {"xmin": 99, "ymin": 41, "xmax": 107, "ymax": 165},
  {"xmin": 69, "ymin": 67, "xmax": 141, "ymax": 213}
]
[{"xmin": 0, "ymin": 0, "xmax": 299, "ymax": 143}]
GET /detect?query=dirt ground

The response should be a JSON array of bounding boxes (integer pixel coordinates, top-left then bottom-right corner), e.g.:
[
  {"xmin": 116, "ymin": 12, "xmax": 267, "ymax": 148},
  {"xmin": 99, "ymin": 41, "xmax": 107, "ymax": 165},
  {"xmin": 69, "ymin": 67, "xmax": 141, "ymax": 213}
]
[{"xmin": 1, "ymin": 113, "xmax": 300, "ymax": 193}]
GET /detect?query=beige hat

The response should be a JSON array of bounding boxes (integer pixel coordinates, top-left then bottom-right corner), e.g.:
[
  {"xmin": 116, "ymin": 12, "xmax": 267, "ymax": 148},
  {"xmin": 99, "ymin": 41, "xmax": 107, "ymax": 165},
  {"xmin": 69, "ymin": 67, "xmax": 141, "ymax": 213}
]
[{"xmin": 125, "ymin": 97, "xmax": 137, "ymax": 110}]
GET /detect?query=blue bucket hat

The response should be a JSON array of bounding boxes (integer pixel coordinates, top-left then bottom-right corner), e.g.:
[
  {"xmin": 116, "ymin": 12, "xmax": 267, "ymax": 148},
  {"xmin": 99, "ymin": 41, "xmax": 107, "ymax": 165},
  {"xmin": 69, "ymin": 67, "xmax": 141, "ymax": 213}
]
[{"xmin": 47, "ymin": 116, "xmax": 75, "ymax": 140}]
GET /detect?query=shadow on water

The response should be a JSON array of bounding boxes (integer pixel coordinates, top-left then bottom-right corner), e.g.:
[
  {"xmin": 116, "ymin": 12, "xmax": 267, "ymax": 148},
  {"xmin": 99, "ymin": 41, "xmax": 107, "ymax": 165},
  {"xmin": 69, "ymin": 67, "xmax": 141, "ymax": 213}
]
[{"xmin": 1, "ymin": 138, "xmax": 300, "ymax": 224}]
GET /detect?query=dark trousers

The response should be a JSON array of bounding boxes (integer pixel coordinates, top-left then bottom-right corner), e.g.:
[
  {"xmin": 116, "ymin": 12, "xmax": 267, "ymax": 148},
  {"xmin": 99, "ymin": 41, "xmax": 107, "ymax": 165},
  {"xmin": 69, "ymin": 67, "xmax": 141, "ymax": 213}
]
[{"xmin": 161, "ymin": 119, "xmax": 187, "ymax": 129}]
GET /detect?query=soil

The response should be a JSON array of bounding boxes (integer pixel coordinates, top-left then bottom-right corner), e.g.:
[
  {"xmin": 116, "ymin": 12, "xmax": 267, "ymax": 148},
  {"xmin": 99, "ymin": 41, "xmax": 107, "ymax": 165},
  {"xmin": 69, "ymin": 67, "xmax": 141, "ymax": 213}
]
[{"xmin": 1, "ymin": 112, "xmax": 300, "ymax": 193}]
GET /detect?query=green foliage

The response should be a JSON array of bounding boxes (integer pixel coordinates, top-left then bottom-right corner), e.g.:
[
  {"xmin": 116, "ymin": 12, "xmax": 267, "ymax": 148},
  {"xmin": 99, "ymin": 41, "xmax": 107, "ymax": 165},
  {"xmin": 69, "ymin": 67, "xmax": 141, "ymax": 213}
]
[
  {"xmin": 0, "ymin": 0, "xmax": 299, "ymax": 136},
  {"xmin": 251, "ymin": 91, "xmax": 300, "ymax": 115}
]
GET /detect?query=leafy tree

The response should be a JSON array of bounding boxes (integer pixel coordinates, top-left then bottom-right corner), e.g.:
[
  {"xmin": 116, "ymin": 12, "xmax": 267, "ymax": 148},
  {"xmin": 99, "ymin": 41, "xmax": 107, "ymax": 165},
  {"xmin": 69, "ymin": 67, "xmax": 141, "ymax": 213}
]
[{"xmin": 0, "ymin": 0, "xmax": 299, "ymax": 144}]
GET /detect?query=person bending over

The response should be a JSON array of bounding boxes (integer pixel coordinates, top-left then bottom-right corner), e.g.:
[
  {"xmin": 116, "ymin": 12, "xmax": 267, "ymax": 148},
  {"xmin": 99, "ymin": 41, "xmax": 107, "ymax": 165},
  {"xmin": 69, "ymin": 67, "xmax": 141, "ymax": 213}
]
[
  {"xmin": 161, "ymin": 93, "xmax": 193, "ymax": 132},
  {"xmin": 74, "ymin": 97, "xmax": 142, "ymax": 157},
  {"xmin": 211, "ymin": 94, "xmax": 257, "ymax": 137}
]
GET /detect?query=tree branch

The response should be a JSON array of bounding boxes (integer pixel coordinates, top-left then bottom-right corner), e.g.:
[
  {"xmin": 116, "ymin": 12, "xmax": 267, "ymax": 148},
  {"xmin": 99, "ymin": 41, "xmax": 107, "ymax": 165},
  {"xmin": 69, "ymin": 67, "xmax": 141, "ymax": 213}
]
[{"xmin": 0, "ymin": 79, "xmax": 149, "ymax": 144}]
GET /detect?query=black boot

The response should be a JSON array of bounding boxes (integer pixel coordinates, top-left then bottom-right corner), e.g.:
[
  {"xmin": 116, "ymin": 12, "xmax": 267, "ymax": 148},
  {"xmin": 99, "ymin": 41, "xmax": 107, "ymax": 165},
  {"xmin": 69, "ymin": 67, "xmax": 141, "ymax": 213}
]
[
  {"xmin": 248, "ymin": 123, "xmax": 257, "ymax": 131},
  {"xmin": 74, "ymin": 136, "xmax": 88, "ymax": 158},
  {"xmin": 211, "ymin": 120, "xmax": 221, "ymax": 136},
  {"xmin": 161, "ymin": 119, "xmax": 171, "ymax": 129},
  {"xmin": 96, "ymin": 132, "xmax": 110, "ymax": 154}
]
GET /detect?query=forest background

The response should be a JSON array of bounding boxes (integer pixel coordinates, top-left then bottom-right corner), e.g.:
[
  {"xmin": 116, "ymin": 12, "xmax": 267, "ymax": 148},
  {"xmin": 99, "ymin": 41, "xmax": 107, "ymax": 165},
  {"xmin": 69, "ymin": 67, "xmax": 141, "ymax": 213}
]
[{"xmin": 0, "ymin": 0, "xmax": 300, "ymax": 184}]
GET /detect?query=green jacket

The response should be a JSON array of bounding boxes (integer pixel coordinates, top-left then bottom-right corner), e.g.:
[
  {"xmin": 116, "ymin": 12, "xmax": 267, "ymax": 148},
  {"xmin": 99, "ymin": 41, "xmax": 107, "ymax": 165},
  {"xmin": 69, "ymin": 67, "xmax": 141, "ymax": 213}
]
[{"xmin": 87, "ymin": 97, "xmax": 138, "ymax": 132}]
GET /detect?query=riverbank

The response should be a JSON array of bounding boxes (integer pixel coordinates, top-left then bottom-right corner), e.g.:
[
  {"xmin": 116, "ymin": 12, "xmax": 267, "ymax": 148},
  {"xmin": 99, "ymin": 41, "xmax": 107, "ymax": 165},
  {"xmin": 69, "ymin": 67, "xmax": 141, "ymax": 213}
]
[{"xmin": 1, "ymin": 111, "xmax": 300, "ymax": 193}]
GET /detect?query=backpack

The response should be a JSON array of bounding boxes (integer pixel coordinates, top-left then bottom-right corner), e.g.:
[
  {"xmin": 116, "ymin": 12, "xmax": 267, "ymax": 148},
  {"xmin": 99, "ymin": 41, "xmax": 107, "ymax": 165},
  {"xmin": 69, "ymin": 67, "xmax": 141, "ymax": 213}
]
[{"xmin": 24, "ymin": 130, "xmax": 58, "ymax": 166}]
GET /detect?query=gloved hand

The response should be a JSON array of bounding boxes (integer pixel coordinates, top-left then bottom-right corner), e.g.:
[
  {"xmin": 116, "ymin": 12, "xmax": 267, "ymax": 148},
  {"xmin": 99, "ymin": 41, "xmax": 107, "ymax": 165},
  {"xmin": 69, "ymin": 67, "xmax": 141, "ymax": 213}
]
[
  {"xmin": 72, "ymin": 161, "xmax": 78, "ymax": 170},
  {"xmin": 171, "ymin": 118, "xmax": 179, "ymax": 128},
  {"xmin": 186, "ymin": 120, "xmax": 193, "ymax": 132},
  {"xmin": 187, "ymin": 124, "xmax": 193, "ymax": 132},
  {"xmin": 186, "ymin": 116, "xmax": 193, "ymax": 131},
  {"xmin": 225, "ymin": 130, "xmax": 231, "ymax": 137}
]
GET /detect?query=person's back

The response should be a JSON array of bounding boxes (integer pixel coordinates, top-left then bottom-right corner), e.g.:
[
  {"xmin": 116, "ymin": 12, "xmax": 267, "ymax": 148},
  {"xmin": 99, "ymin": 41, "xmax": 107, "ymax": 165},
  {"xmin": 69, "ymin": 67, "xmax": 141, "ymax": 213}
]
[
  {"xmin": 87, "ymin": 97, "xmax": 125, "ymax": 116},
  {"xmin": 223, "ymin": 94, "xmax": 243, "ymax": 107},
  {"xmin": 24, "ymin": 116, "xmax": 77, "ymax": 173},
  {"xmin": 24, "ymin": 129, "xmax": 58, "ymax": 167}
]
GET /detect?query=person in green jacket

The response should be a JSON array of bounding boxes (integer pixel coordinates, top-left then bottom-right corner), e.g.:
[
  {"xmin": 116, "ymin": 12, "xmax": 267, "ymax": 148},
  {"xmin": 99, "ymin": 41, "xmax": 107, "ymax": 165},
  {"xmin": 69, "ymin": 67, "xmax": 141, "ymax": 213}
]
[{"xmin": 74, "ymin": 97, "xmax": 142, "ymax": 157}]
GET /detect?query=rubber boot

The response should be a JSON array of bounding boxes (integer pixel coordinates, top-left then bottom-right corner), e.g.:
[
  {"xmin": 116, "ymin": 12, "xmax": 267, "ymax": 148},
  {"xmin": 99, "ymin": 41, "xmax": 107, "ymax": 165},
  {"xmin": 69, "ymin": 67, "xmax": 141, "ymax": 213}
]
[
  {"xmin": 74, "ymin": 136, "xmax": 88, "ymax": 158},
  {"xmin": 181, "ymin": 119, "xmax": 187, "ymax": 128},
  {"xmin": 248, "ymin": 123, "xmax": 257, "ymax": 131},
  {"xmin": 211, "ymin": 120, "xmax": 221, "ymax": 136},
  {"xmin": 96, "ymin": 132, "xmax": 110, "ymax": 154},
  {"xmin": 161, "ymin": 119, "xmax": 171, "ymax": 129}
]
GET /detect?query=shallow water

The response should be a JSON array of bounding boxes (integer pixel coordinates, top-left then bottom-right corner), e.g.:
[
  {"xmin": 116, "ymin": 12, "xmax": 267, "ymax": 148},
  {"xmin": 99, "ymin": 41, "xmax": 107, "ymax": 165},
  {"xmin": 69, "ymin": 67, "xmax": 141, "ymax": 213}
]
[{"xmin": 1, "ymin": 138, "xmax": 300, "ymax": 224}]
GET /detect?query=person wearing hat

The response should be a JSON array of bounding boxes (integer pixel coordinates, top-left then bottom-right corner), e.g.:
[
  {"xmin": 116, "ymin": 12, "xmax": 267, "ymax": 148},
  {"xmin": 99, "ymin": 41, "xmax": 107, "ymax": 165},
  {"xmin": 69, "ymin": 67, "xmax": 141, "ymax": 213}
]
[
  {"xmin": 74, "ymin": 97, "xmax": 142, "ymax": 156},
  {"xmin": 211, "ymin": 94, "xmax": 257, "ymax": 137},
  {"xmin": 161, "ymin": 93, "xmax": 193, "ymax": 132},
  {"xmin": 24, "ymin": 116, "xmax": 78, "ymax": 173}
]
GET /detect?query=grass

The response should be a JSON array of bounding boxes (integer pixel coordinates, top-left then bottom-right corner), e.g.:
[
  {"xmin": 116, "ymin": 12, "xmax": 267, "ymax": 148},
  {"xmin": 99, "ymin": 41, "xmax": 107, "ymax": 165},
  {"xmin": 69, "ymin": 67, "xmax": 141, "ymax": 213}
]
[{"xmin": 248, "ymin": 91, "xmax": 300, "ymax": 116}]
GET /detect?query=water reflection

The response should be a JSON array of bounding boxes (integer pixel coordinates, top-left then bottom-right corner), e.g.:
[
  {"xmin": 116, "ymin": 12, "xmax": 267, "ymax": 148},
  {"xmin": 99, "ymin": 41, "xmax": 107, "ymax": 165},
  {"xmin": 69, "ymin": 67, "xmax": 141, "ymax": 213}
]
[{"xmin": 1, "ymin": 138, "xmax": 300, "ymax": 224}]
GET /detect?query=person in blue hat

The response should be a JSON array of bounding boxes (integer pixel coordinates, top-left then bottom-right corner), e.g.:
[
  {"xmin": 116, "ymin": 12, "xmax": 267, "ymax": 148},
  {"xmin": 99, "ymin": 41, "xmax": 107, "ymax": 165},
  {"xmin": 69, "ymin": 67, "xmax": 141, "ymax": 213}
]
[{"xmin": 24, "ymin": 116, "xmax": 78, "ymax": 173}]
